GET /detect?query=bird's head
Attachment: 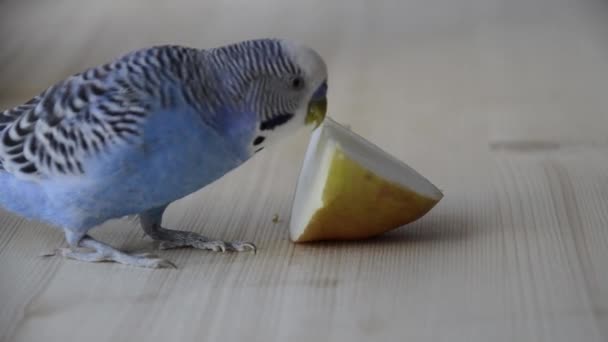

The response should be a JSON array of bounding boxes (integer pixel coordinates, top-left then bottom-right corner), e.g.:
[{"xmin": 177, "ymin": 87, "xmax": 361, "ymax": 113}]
[{"xmin": 208, "ymin": 39, "xmax": 328, "ymax": 154}]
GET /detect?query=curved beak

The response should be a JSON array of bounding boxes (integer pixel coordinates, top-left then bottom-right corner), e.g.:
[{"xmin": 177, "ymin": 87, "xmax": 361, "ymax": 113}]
[
  {"xmin": 306, "ymin": 80, "xmax": 328, "ymax": 129},
  {"xmin": 306, "ymin": 97, "xmax": 327, "ymax": 129}
]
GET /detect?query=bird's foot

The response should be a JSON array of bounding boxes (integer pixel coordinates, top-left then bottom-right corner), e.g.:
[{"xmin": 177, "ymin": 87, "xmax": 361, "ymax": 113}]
[
  {"xmin": 149, "ymin": 228, "xmax": 256, "ymax": 253},
  {"xmin": 42, "ymin": 241, "xmax": 176, "ymax": 269}
]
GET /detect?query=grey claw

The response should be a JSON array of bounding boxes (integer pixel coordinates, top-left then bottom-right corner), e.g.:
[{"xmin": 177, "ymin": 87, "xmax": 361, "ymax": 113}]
[
  {"xmin": 229, "ymin": 242, "xmax": 257, "ymax": 253},
  {"xmin": 159, "ymin": 259, "xmax": 178, "ymax": 269},
  {"xmin": 39, "ymin": 248, "xmax": 69, "ymax": 258},
  {"xmin": 142, "ymin": 256, "xmax": 177, "ymax": 269},
  {"xmin": 132, "ymin": 252, "xmax": 158, "ymax": 258},
  {"xmin": 153, "ymin": 232, "xmax": 256, "ymax": 255},
  {"xmin": 158, "ymin": 241, "xmax": 178, "ymax": 250},
  {"xmin": 39, "ymin": 250, "xmax": 58, "ymax": 258}
]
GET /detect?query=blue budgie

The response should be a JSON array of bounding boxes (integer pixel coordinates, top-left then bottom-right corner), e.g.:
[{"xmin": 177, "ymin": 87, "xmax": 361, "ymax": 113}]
[{"xmin": 0, "ymin": 38, "xmax": 328, "ymax": 268}]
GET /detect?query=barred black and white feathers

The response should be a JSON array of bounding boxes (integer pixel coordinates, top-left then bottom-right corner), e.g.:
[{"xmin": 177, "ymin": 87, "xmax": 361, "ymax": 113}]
[
  {"xmin": 0, "ymin": 46, "xmax": 201, "ymax": 180},
  {"xmin": 0, "ymin": 76, "xmax": 144, "ymax": 179},
  {"xmin": 0, "ymin": 39, "xmax": 328, "ymax": 181}
]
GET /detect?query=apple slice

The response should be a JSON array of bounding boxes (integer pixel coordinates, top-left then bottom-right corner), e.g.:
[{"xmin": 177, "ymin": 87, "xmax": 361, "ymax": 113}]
[{"xmin": 289, "ymin": 117, "xmax": 443, "ymax": 242}]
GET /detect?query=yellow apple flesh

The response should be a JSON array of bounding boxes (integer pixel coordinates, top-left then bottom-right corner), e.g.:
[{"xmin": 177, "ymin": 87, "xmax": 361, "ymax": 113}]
[{"xmin": 289, "ymin": 117, "xmax": 443, "ymax": 242}]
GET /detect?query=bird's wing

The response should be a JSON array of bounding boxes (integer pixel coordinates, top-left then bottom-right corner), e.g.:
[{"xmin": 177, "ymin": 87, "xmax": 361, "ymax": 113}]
[{"xmin": 0, "ymin": 73, "xmax": 150, "ymax": 181}]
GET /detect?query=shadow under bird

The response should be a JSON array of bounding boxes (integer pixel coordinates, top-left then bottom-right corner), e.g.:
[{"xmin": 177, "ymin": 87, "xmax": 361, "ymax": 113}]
[{"xmin": 0, "ymin": 38, "xmax": 328, "ymax": 268}]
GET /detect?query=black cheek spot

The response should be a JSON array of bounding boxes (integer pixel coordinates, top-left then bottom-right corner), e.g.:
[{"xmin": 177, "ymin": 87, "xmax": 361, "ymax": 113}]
[
  {"xmin": 253, "ymin": 136, "xmax": 265, "ymax": 146},
  {"xmin": 260, "ymin": 113, "xmax": 294, "ymax": 131},
  {"xmin": 255, "ymin": 147, "xmax": 264, "ymax": 153}
]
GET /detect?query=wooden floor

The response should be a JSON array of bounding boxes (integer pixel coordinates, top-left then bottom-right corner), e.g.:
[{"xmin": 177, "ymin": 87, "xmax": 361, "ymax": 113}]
[{"xmin": 2, "ymin": 0, "xmax": 608, "ymax": 341}]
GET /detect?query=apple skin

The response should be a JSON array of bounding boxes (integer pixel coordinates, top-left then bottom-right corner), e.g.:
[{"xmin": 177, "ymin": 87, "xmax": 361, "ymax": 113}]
[{"xmin": 291, "ymin": 148, "xmax": 441, "ymax": 243}]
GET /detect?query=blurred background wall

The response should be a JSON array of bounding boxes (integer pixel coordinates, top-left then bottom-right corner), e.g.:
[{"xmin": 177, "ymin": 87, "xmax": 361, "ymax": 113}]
[{"xmin": 1, "ymin": 0, "xmax": 608, "ymax": 182}]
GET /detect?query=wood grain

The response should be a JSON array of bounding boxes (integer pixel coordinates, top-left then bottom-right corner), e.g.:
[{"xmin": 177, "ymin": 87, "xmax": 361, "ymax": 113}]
[{"xmin": 1, "ymin": 0, "xmax": 608, "ymax": 341}]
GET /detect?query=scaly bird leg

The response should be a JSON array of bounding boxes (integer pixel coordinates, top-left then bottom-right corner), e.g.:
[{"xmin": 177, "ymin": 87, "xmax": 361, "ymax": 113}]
[
  {"xmin": 140, "ymin": 206, "xmax": 256, "ymax": 253},
  {"xmin": 44, "ymin": 230, "xmax": 176, "ymax": 269}
]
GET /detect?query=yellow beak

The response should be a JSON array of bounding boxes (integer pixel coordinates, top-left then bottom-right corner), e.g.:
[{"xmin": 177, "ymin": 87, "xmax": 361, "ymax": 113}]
[{"xmin": 305, "ymin": 97, "xmax": 327, "ymax": 129}]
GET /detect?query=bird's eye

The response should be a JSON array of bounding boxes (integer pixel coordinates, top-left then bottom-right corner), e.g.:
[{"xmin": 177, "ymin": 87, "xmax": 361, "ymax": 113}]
[{"xmin": 290, "ymin": 76, "xmax": 305, "ymax": 91}]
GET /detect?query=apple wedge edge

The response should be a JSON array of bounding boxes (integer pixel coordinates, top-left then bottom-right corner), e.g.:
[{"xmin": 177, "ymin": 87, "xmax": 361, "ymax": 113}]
[{"xmin": 289, "ymin": 117, "xmax": 444, "ymax": 242}]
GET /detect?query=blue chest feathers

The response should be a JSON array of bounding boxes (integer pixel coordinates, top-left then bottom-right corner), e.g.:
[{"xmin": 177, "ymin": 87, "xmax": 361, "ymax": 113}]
[
  {"xmin": 92, "ymin": 107, "xmax": 254, "ymax": 211},
  {"xmin": 0, "ymin": 95, "xmax": 257, "ymax": 229}
]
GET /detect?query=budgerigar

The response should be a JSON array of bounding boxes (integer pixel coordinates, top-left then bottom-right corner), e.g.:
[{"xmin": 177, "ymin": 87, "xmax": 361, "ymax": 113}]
[{"xmin": 0, "ymin": 38, "xmax": 328, "ymax": 268}]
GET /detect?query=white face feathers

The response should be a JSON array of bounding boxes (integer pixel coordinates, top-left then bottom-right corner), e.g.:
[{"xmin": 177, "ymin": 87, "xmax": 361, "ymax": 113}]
[{"xmin": 245, "ymin": 39, "xmax": 328, "ymax": 155}]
